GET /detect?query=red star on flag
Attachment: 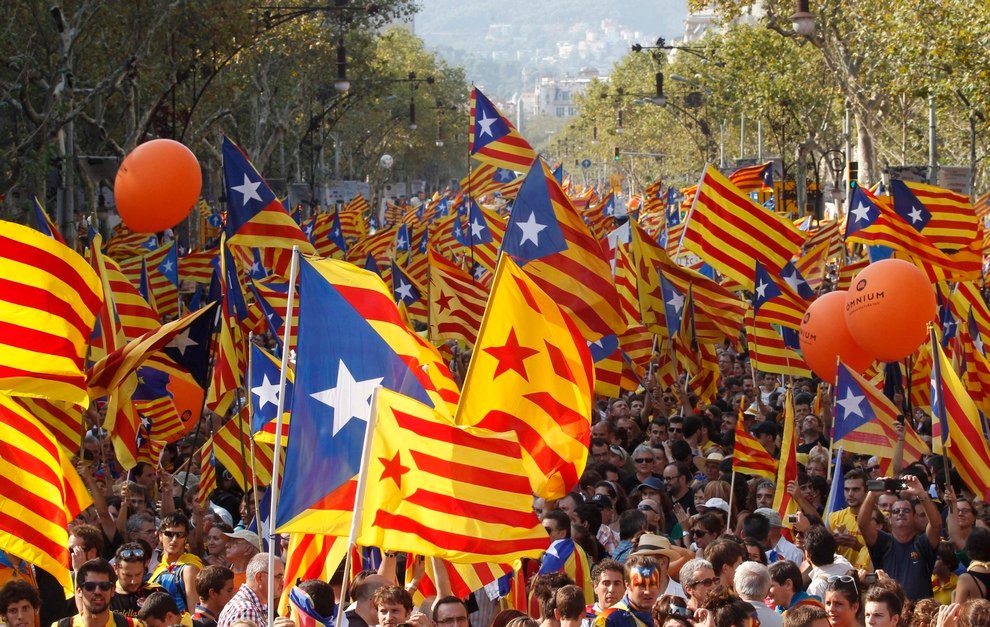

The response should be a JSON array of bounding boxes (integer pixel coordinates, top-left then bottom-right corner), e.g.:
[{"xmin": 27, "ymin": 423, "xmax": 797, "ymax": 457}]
[
  {"xmin": 379, "ymin": 451, "xmax": 411, "ymax": 488},
  {"xmin": 436, "ymin": 290, "xmax": 453, "ymax": 312},
  {"xmin": 483, "ymin": 327, "xmax": 539, "ymax": 381}
]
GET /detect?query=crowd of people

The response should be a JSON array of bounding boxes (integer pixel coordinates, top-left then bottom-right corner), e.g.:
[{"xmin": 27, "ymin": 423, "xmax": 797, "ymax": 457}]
[{"xmin": 1, "ymin": 345, "xmax": 989, "ymax": 627}]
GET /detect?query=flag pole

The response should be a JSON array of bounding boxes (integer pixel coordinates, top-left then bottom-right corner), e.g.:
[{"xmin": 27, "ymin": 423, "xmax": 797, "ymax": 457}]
[
  {"xmin": 245, "ymin": 337, "xmax": 264, "ymax": 549},
  {"xmin": 929, "ymin": 324, "xmax": 953, "ymax": 497},
  {"xmin": 267, "ymin": 245, "xmax": 300, "ymax": 627},
  {"xmin": 336, "ymin": 386, "xmax": 383, "ymax": 627},
  {"xmin": 726, "ymin": 470, "xmax": 737, "ymax": 534}
]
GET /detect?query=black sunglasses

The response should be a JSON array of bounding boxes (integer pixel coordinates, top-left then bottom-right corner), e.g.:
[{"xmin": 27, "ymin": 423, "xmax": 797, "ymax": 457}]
[
  {"xmin": 118, "ymin": 548, "xmax": 145, "ymax": 560},
  {"xmin": 160, "ymin": 529, "xmax": 187, "ymax": 539},
  {"xmin": 80, "ymin": 581, "xmax": 114, "ymax": 592}
]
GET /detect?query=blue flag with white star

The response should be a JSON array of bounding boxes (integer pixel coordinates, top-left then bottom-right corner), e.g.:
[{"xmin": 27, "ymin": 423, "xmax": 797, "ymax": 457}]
[
  {"xmin": 780, "ymin": 261, "xmax": 815, "ymax": 300},
  {"xmin": 658, "ymin": 269, "xmax": 685, "ymax": 339},
  {"xmin": 891, "ymin": 179, "xmax": 932, "ymax": 232},
  {"xmin": 157, "ymin": 242, "xmax": 179, "ymax": 287},
  {"xmin": 466, "ymin": 200, "xmax": 493, "ymax": 246},
  {"xmin": 394, "ymin": 223, "xmax": 411, "ymax": 253},
  {"xmin": 390, "ymin": 262, "xmax": 421, "ymax": 307},
  {"xmin": 845, "ymin": 185, "xmax": 881, "ymax": 237},
  {"xmin": 277, "ymin": 259, "xmax": 436, "ymax": 527},
  {"xmin": 833, "ymin": 363, "xmax": 874, "ymax": 441},
  {"xmin": 249, "ymin": 343, "xmax": 293, "ymax": 434}
]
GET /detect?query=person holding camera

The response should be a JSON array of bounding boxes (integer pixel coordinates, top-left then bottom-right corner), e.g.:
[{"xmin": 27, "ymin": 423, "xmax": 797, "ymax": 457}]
[{"xmin": 856, "ymin": 475, "xmax": 941, "ymax": 600}]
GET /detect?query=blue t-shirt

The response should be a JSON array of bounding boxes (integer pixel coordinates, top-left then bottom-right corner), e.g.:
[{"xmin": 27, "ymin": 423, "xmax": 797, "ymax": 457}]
[{"xmin": 868, "ymin": 530, "xmax": 936, "ymax": 600}]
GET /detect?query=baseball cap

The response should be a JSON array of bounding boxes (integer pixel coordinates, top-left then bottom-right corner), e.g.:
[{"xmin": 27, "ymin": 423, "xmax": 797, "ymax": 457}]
[
  {"xmin": 224, "ymin": 529, "xmax": 261, "ymax": 547},
  {"xmin": 702, "ymin": 498, "xmax": 730, "ymax": 514},
  {"xmin": 590, "ymin": 494, "xmax": 613, "ymax": 509},
  {"xmin": 638, "ymin": 476, "xmax": 664, "ymax": 492},
  {"xmin": 753, "ymin": 507, "xmax": 783, "ymax": 527}
]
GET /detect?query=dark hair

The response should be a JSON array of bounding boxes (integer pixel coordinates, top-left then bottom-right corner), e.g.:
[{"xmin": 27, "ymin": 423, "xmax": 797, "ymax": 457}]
[
  {"xmin": 488, "ymin": 609, "xmax": 526, "ymax": 627},
  {"xmin": 371, "ymin": 585, "xmax": 413, "ymax": 613},
  {"xmin": 531, "ymin": 571, "xmax": 574, "ymax": 620},
  {"xmin": 936, "ymin": 541, "xmax": 960, "ymax": 572},
  {"xmin": 651, "ymin": 594, "xmax": 691, "ymax": 627},
  {"xmin": 618, "ymin": 509, "xmax": 647, "ymax": 540},
  {"xmin": 742, "ymin": 538, "xmax": 768, "ymax": 564},
  {"xmin": 695, "ymin": 512, "xmax": 724, "ymax": 536},
  {"xmin": 742, "ymin": 513, "xmax": 771, "ymax": 544},
  {"xmin": 782, "ymin": 604, "xmax": 827, "ymax": 627},
  {"xmin": 704, "ymin": 539, "xmax": 746, "ymax": 577},
  {"xmin": 803, "ymin": 525, "xmax": 837, "ymax": 567},
  {"xmin": 768, "ymin": 560, "xmax": 804, "ymax": 593},
  {"xmin": 844, "ymin": 468, "xmax": 867, "ymax": 485},
  {"xmin": 0, "ymin": 579, "xmax": 40, "ymax": 612},
  {"xmin": 591, "ymin": 559, "xmax": 624, "ymax": 586},
  {"xmin": 700, "ymin": 585, "xmax": 754, "ymax": 627},
  {"xmin": 554, "ymin": 585, "xmax": 586, "ymax": 621},
  {"xmin": 669, "ymin": 440, "xmax": 694, "ymax": 463},
  {"xmin": 158, "ymin": 511, "xmax": 190, "ymax": 533},
  {"xmin": 299, "ymin": 579, "xmax": 336, "ymax": 617},
  {"xmin": 575, "ymin": 503, "xmax": 602, "ymax": 531},
  {"xmin": 138, "ymin": 591, "xmax": 180, "ymax": 621},
  {"xmin": 70, "ymin": 523, "xmax": 105, "ymax": 557},
  {"xmin": 580, "ymin": 469, "xmax": 603, "ymax": 492},
  {"xmin": 824, "ymin": 574, "xmax": 861, "ymax": 607},
  {"xmin": 863, "ymin": 580, "xmax": 905, "ymax": 619},
  {"xmin": 543, "ymin": 510, "xmax": 571, "ymax": 539},
  {"xmin": 960, "ymin": 598, "xmax": 990, "ymax": 627},
  {"xmin": 196, "ymin": 565, "xmax": 234, "ymax": 600},
  {"xmin": 966, "ymin": 527, "xmax": 990, "ymax": 561},
  {"xmin": 432, "ymin": 596, "xmax": 468, "ymax": 622},
  {"xmin": 682, "ymin": 416, "xmax": 702, "ymax": 439},
  {"xmin": 76, "ymin": 558, "xmax": 116, "ymax": 588}
]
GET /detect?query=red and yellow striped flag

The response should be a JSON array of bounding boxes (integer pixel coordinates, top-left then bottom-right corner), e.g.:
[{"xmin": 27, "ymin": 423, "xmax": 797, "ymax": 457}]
[
  {"xmin": 0, "ymin": 393, "xmax": 93, "ymax": 593},
  {"xmin": 212, "ymin": 408, "xmax": 276, "ymax": 491},
  {"xmin": 773, "ymin": 388, "xmax": 800, "ymax": 519},
  {"xmin": 732, "ymin": 407, "xmax": 777, "ymax": 480},
  {"xmin": 358, "ymin": 388, "xmax": 550, "ymax": 563},
  {"xmin": 681, "ymin": 165, "xmax": 806, "ymax": 290},
  {"xmin": 121, "ymin": 241, "xmax": 179, "ymax": 318},
  {"xmin": 0, "ymin": 221, "xmax": 103, "ymax": 407},
  {"xmin": 469, "ymin": 87, "xmax": 536, "ymax": 172},
  {"xmin": 455, "ymin": 255, "xmax": 593, "ymax": 499}
]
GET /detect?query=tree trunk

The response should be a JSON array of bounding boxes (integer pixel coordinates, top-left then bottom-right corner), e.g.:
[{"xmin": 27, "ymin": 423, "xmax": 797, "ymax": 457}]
[{"xmin": 854, "ymin": 112, "xmax": 877, "ymax": 186}]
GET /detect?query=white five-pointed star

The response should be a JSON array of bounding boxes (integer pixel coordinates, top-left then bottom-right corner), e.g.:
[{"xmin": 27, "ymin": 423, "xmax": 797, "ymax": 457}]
[
  {"xmin": 667, "ymin": 290, "xmax": 685, "ymax": 314},
  {"xmin": 250, "ymin": 260, "xmax": 262, "ymax": 275},
  {"xmin": 161, "ymin": 259, "xmax": 175, "ymax": 274},
  {"xmin": 975, "ymin": 332, "xmax": 985, "ymax": 355},
  {"xmin": 783, "ymin": 270, "xmax": 805, "ymax": 294},
  {"xmin": 851, "ymin": 200, "xmax": 872, "ymax": 223},
  {"xmin": 396, "ymin": 236, "xmax": 408, "ymax": 250},
  {"xmin": 167, "ymin": 328, "xmax": 198, "ymax": 356},
  {"xmin": 516, "ymin": 211, "xmax": 547, "ymax": 246},
  {"xmin": 395, "ymin": 279, "xmax": 415, "ymax": 302},
  {"xmin": 470, "ymin": 218, "xmax": 487, "ymax": 239},
  {"xmin": 476, "ymin": 112, "xmax": 497, "ymax": 138},
  {"xmin": 755, "ymin": 280, "xmax": 769, "ymax": 300},
  {"xmin": 251, "ymin": 374, "xmax": 280, "ymax": 411},
  {"xmin": 908, "ymin": 206, "xmax": 924, "ymax": 223},
  {"xmin": 310, "ymin": 360, "xmax": 384, "ymax": 436},
  {"xmin": 587, "ymin": 338, "xmax": 603, "ymax": 349},
  {"xmin": 231, "ymin": 174, "xmax": 263, "ymax": 204},
  {"xmin": 836, "ymin": 388, "xmax": 865, "ymax": 418}
]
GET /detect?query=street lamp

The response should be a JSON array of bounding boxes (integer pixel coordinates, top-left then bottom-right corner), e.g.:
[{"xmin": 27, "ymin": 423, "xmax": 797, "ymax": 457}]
[{"xmin": 790, "ymin": 0, "xmax": 816, "ymax": 37}]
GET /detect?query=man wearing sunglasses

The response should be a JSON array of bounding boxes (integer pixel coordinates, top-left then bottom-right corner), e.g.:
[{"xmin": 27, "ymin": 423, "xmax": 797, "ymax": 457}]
[
  {"xmin": 58, "ymin": 558, "xmax": 141, "ymax": 627},
  {"xmin": 110, "ymin": 543, "xmax": 162, "ymax": 617}
]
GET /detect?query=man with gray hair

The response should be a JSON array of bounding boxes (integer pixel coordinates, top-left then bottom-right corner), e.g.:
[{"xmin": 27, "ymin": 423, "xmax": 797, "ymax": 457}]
[
  {"xmin": 678, "ymin": 558, "xmax": 717, "ymax": 612},
  {"xmin": 733, "ymin": 562, "xmax": 782, "ymax": 627},
  {"xmin": 217, "ymin": 553, "xmax": 284, "ymax": 627}
]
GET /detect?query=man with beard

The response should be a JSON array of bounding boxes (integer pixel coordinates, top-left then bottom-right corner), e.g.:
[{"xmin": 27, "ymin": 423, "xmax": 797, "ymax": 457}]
[{"xmin": 58, "ymin": 558, "xmax": 142, "ymax": 627}]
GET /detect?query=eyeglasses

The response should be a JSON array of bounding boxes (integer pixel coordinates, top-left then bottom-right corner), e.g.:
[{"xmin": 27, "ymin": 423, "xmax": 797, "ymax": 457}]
[
  {"xmin": 118, "ymin": 548, "xmax": 145, "ymax": 560},
  {"xmin": 867, "ymin": 465, "xmax": 881, "ymax": 472},
  {"xmin": 662, "ymin": 476, "xmax": 679, "ymax": 482},
  {"xmin": 159, "ymin": 529, "xmax": 187, "ymax": 539},
  {"xmin": 687, "ymin": 577, "xmax": 718, "ymax": 588},
  {"xmin": 634, "ymin": 458, "xmax": 654, "ymax": 463},
  {"xmin": 826, "ymin": 575, "xmax": 859, "ymax": 597},
  {"xmin": 80, "ymin": 581, "xmax": 114, "ymax": 593},
  {"xmin": 692, "ymin": 529, "xmax": 710, "ymax": 537},
  {"xmin": 668, "ymin": 427, "xmax": 682, "ymax": 433},
  {"xmin": 437, "ymin": 618, "xmax": 469, "ymax": 626},
  {"xmin": 890, "ymin": 507, "xmax": 913, "ymax": 515}
]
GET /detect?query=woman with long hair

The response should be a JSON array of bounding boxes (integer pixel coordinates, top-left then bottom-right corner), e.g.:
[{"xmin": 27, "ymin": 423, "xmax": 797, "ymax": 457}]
[{"xmin": 824, "ymin": 575, "xmax": 862, "ymax": 627}]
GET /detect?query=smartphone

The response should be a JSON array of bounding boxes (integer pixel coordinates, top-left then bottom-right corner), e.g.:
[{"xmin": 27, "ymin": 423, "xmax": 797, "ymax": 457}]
[
  {"xmin": 867, "ymin": 479, "xmax": 907, "ymax": 492},
  {"xmin": 862, "ymin": 573, "xmax": 878, "ymax": 585}
]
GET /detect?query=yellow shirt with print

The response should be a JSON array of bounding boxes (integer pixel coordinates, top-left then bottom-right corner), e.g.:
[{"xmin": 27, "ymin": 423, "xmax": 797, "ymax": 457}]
[{"xmin": 826, "ymin": 508, "xmax": 873, "ymax": 571}]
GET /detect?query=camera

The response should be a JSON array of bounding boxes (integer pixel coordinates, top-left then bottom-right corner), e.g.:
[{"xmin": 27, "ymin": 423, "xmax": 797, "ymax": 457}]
[
  {"xmin": 867, "ymin": 479, "xmax": 907, "ymax": 492},
  {"xmin": 787, "ymin": 514, "xmax": 799, "ymax": 524}
]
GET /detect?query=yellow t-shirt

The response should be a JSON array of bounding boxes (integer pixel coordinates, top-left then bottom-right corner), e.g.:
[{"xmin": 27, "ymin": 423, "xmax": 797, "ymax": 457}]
[
  {"xmin": 932, "ymin": 574, "xmax": 957, "ymax": 605},
  {"xmin": 826, "ymin": 508, "xmax": 873, "ymax": 571}
]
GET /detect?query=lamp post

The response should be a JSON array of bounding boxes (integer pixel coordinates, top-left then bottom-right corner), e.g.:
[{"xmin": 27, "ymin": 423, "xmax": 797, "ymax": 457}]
[{"xmin": 790, "ymin": 0, "xmax": 816, "ymax": 37}]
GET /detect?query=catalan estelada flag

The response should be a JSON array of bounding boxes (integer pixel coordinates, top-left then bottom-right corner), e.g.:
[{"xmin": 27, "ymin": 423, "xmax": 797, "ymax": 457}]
[
  {"xmin": 0, "ymin": 393, "xmax": 92, "ymax": 594},
  {"xmin": 728, "ymin": 161, "xmax": 774, "ymax": 192},
  {"xmin": 428, "ymin": 250, "xmax": 488, "ymax": 347},
  {"xmin": 121, "ymin": 240, "xmax": 180, "ymax": 319},
  {"xmin": 357, "ymin": 388, "xmax": 550, "ymax": 563},
  {"xmin": 680, "ymin": 165, "xmax": 806, "ymax": 290},
  {"xmin": 469, "ymin": 87, "xmax": 536, "ymax": 172},
  {"xmin": 833, "ymin": 362, "xmax": 901, "ymax": 457},
  {"xmin": 930, "ymin": 327, "xmax": 990, "ymax": 499},
  {"xmin": 222, "ymin": 136, "xmax": 315, "ymax": 255},
  {"xmin": 891, "ymin": 179, "xmax": 979, "ymax": 251},
  {"xmin": 32, "ymin": 197, "xmax": 65, "ymax": 244},
  {"xmin": 504, "ymin": 157, "xmax": 624, "ymax": 341},
  {"xmin": 455, "ymin": 255, "xmax": 593, "ymax": 499},
  {"xmin": 277, "ymin": 257, "xmax": 459, "ymax": 535},
  {"xmin": 753, "ymin": 260, "xmax": 808, "ymax": 330},
  {"xmin": 0, "ymin": 220, "xmax": 103, "ymax": 407}
]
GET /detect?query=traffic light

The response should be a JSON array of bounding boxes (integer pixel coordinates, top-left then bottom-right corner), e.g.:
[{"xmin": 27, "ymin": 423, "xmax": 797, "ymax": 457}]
[{"xmin": 614, "ymin": 146, "xmax": 621, "ymax": 161}]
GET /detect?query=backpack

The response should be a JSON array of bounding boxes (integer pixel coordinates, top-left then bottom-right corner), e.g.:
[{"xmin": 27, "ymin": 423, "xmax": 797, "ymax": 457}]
[{"xmin": 151, "ymin": 563, "xmax": 188, "ymax": 612}]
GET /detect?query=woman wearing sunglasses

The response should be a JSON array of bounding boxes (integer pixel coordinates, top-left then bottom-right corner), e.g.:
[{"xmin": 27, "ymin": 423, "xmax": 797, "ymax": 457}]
[{"xmin": 823, "ymin": 576, "xmax": 862, "ymax": 627}]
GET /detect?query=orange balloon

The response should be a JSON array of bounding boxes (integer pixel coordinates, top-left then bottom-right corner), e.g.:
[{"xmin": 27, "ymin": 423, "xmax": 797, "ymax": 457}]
[
  {"xmin": 844, "ymin": 259, "xmax": 936, "ymax": 362},
  {"xmin": 114, "ymin": 139, "xmax": 201, "ymax": 233},
  {"xmin": 799, "ymin": 291, "xmax": 873, "ymax": 382}
]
